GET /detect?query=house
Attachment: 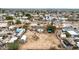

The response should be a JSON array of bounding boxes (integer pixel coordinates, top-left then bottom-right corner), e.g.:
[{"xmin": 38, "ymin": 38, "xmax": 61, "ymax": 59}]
[
  {"xmin": 8, "ymin": 37, "xmax": 17, "ymax": 43},
  {"xmin": 30, "ymin": 23, "xmax": 38, "ymax": 27},
  {"xmin": 22, "ymin": 16, "xmax": 28, "ymax": 20},
  {"xmin": 53, "ymin": 20, "xmax": 63, "ymax": 28},
  {"xmin": 0, "ymin": 15, "xmax": 3, "ymax": 21},
  {"xmin": 77, "ymin": 42, "xmax": 79, "ymax": 47},
  {"xmin": 36, "ymin": 28, "xmax": 44, "ymax": 33},
  {"xmin": 62, "ymin": 27, "xmax": 73, "ymax": 32},
  {"xmin": 0, "ymin": 22, "xmax": 8, "ymax": 28},
  {"xmin": 45, "ymin": 14, "xmax": 53, "ymax": 21},
  {"xmin": 30, "ymin": 23, "xmax": 38, "ymax": 30},
  {"xmin": 0, "ymin": 37, "xmax": 3, "ymax": 41},
  {"xmin": 67, "ymin": 31, "xmax": 79, "ymax": 37},
  {"xmin": 62, "ymin": 27, "xmax": 79, "ymax": 39},
  {"xmin": 9, "ymin": 25, "xmax": 16, "ymax": 30},
  {"xmin": 62, "ymin": 23, "xmax": 72, "ymax": 28},
  {"xmin": 58, "ymin": 17, "xmax": 68, "ymax": 21},
  {"xmin": 25, "ymin": 20, "xmax": 31, "ymax": 23},
  {"xmin": 0, "ymin": 31, "xmax": 7, "ymax": 36}
]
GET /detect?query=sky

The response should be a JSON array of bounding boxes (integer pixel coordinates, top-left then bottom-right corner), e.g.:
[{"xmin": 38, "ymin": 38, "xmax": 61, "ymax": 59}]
[{"xmin": 0, "ymin": 0, "xmax": 79, "ymax": 8}]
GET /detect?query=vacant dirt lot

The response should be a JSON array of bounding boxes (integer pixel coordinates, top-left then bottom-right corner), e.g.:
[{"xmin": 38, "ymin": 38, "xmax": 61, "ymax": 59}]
[{"xmin": 19, "ymin": 30, "xmax": 61, "ymax": 50}]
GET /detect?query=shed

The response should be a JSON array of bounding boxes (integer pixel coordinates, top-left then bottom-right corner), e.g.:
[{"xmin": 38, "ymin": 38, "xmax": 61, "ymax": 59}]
[
  {"xmin": 0, "ymin": 22, "xmax": 8, "ymax": 28},
  {"xmin": 9, "ymin": 25, "xmax": 16, "ymax": 30}
]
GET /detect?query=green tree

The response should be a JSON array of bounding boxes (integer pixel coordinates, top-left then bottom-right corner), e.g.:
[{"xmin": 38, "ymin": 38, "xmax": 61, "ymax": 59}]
[
  {"xmin": 16, "ymin": 20, "xmax": 21, "ymax": 24},
  {"xmin": 5, "ymin": 16, "xmax": 13, "ymax": 20},
  {"xmin": 25, "ymin": 14, "xmax": 31, "ymax": 19},
  {"xmin": 7, "ymin": 40, "xmax": 19, "ymax": 50},
  {"xmin": 47, "ymin": 25, "xmax": 56, "ymax": 33},
  {"xmin": 65, "ymin": 32, "xmax": 71, "ymax": 37}
]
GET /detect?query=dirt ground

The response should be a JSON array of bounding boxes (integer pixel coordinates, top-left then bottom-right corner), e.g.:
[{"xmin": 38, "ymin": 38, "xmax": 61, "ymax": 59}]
[{"xmin": 19, "ymin": 30, "xmax": 61, "ymax": 50}]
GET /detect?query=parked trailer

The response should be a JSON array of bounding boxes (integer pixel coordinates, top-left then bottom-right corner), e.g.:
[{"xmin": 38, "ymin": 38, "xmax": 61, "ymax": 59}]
[{"xmin": 20, "ymin": 35, "xmax": 27, "ymax": 43}]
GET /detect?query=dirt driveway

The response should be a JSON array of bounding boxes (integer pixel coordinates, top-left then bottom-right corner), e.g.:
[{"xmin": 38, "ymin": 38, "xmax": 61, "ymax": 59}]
[{"xmin": 19, "ymin": 30, "xmax": 61, "ymax": 50}]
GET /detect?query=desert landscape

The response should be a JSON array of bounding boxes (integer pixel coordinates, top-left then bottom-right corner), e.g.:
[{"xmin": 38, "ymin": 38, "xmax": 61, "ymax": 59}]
[{"xmin": 20, "ymin": 30, "xmax": 61, "ymax": 50}]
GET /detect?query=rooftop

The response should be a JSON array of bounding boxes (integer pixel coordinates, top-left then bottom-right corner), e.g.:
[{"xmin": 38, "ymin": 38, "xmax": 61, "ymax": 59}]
[{"xmin": 67, "ymin": 31, "xmax": 78, "ymax": 35}]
